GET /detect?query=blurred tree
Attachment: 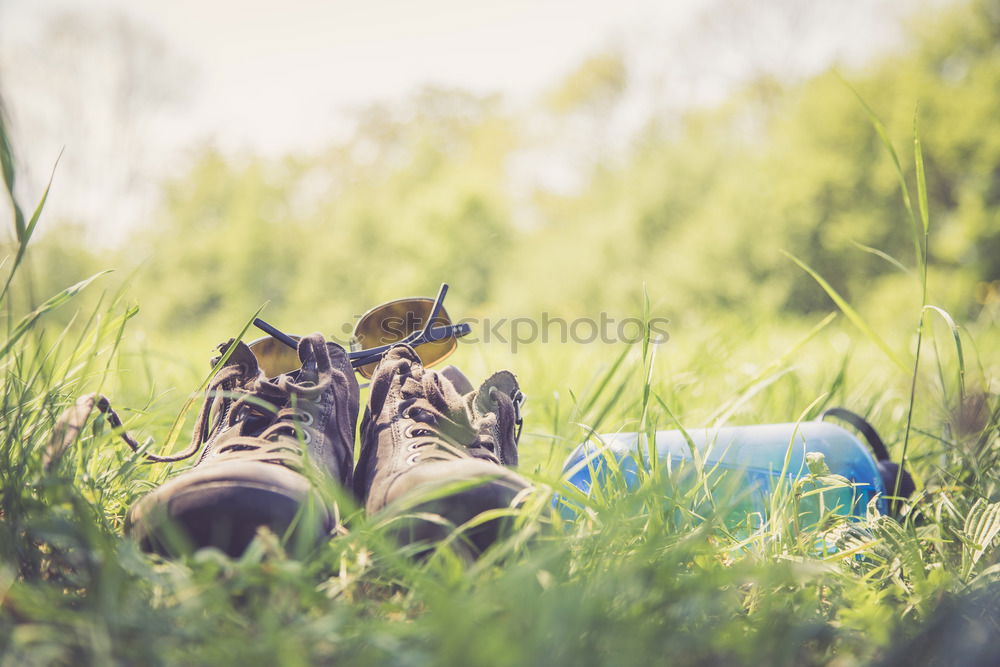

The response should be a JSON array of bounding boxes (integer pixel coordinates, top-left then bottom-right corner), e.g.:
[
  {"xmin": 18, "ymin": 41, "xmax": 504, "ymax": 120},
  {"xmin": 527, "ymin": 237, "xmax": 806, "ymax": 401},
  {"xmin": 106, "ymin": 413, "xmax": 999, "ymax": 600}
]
[
  {"xmin": 512, "ymin": 0, "xmax": 1000, "ymax": 321},
  {"xmin": 128, "ymin": 88, "xmax": 518, "ymax": 345},
  {"xmin": 74, "ymin": 0, "xmax": 1000, "ymax": 354},
  {"xmin": 545, "ymin": 51, "xmax": 628, "ymax": 116},
  {"xmin": 0, "ymin": 10, "xmax": 190, "ymax": 244}
]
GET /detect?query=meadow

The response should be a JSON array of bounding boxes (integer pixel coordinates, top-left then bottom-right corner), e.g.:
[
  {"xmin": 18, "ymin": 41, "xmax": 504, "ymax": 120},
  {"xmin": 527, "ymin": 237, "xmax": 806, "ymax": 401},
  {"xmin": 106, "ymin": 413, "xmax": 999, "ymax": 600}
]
[{"xmin": 2, "ymin": 1, "xmax": 1000, "ymax": 664}]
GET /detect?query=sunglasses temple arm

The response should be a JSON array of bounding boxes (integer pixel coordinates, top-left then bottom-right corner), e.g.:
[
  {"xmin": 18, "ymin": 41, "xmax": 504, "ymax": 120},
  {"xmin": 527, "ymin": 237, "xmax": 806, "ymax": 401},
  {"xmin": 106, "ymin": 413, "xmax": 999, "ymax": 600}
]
[
  {"xmin": 254, "ymin": 317, "xmax": 299, "ymax": 350},
  {"xmin": 423, "ymin": 283, "xmax": 449, "ymax": 336},
  {"xmin": 252, "ymin": 284, "xmax": 448, "ymax": 353},
  {"xmin": 390, "ymin": 282, "xmax": 450, "ymax": 350},
  {"xmin": 348, "ymin": 322, "xmax": 471, "ymax": 368},
  {"xmin": 348, "ymin": 324, "xmax": 460, "ymax": 366},
  {"xmin": 253, "ymin": 283, "xmax": 458, "ymax": 363}
]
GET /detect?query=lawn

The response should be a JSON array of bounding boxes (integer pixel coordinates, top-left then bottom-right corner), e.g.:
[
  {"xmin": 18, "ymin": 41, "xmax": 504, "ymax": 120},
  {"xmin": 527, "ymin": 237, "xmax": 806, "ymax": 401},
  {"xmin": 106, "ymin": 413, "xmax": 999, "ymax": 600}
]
[{"xmin": 3, "ymin": 41, "xmax": 1000, "ymax": 665}]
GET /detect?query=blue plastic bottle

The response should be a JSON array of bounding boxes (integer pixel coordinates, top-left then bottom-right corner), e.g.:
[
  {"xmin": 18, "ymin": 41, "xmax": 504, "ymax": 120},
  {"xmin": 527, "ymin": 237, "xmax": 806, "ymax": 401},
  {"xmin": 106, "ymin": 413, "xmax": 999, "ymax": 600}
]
[{"xmin": 558, "ymin": 409, "xmax": 913, "ymax": 526}]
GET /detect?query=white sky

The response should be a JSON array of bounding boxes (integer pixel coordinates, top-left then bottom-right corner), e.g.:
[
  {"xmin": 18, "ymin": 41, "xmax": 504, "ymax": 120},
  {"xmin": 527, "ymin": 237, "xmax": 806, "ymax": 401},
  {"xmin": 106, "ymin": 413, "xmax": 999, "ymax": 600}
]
[
  {"xmin": 0, "ymin": 0, "xmax": 937, "ymax": 239},
  {"xmin": 2, "ymin": 0, "xmax": 703, "ymax": 153}
]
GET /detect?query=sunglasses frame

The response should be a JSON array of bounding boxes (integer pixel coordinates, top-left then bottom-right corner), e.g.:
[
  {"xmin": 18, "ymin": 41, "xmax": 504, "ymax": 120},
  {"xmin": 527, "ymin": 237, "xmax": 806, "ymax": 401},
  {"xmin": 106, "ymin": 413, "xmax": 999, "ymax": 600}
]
[
  {"xmin": 350, "ymin": 295, "xmax": 456, "ymax": 378},
  {"xmin": 250, "ymin": 283, "xmax": 472, "ymax": 377}
]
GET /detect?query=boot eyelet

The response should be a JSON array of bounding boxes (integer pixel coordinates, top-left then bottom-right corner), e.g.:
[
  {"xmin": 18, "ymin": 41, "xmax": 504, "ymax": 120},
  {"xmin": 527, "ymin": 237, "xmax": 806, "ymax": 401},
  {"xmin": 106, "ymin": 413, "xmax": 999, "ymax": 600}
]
[
  {"xmin": 406, "ymin": 452, "xmax": 421, "ymax": 465},
  {"xmin": 301, "ymin": 430, "xmax": 312, "ymax": 444},
  {"xmin": 299, "ymin": 412, "xmax": 314, "ymax": 426}
]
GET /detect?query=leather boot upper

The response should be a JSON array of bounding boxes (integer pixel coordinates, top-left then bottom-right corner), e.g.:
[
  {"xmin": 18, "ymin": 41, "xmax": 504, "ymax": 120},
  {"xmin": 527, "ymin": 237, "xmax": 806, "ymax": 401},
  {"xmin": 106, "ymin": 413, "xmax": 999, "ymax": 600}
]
[
  {"xmin": 353, "ymin": 345, "xmax": 525, "ymax": 514},
  {"xmin": 195, "ymin": 333, "xmax": 360, "ymax": 487},
  {"xmin": 123, "ymin": 333, "xmax": 359, "ymax": 554}
]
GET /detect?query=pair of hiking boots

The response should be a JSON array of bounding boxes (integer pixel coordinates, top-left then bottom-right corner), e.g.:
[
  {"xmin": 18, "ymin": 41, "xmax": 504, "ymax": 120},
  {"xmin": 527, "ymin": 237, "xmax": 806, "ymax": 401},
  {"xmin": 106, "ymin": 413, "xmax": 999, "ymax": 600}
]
[{"xmin": 108, "ymin": 334, "xmax": 528, "ymax": 557}]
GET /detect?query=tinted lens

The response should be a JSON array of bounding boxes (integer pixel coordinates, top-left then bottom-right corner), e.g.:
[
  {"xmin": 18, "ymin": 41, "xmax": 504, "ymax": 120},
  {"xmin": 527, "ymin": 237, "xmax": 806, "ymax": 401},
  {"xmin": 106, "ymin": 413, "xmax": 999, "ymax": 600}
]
[
  {"xmin": 353, "ymin": 297, "xmax": 456, "ymax": 378},
  {"xmin": 248, "ymin": 335, "xmax": 302, "ymax": 378}
]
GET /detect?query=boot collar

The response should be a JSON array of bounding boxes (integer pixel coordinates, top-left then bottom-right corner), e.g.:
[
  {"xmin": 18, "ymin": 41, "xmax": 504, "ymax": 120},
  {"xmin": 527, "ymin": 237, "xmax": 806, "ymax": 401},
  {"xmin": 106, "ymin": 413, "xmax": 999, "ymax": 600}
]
[{"xmin": 212, "ymin": 339, "xmax": 261, "ymax": 378}]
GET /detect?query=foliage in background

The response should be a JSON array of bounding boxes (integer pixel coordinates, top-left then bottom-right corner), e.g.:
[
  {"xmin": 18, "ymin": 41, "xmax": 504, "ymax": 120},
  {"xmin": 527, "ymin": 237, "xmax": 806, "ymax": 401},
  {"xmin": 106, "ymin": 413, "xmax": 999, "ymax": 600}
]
[
  {"xmin": 1, "ymin": 0, "xmax": 999, "ymax": 664},
  {"xmin": 94, "ymin": 4, "xmax": 1000, "ymax": 329},
  {"xmin": 6, "ymin": 1, "xmax": 998, "ymax": 352}
]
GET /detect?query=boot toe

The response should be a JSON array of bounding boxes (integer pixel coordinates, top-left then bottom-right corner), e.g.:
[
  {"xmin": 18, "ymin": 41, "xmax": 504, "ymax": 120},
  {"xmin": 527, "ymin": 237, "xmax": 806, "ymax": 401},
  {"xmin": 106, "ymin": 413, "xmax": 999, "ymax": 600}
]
[
  {"xmin": 377, "ymin": 459, "xmax": 532, "ymax": 555},
  {"xmin": 127, "ymin": 461, "xmax": 333, "ymax": 557}
]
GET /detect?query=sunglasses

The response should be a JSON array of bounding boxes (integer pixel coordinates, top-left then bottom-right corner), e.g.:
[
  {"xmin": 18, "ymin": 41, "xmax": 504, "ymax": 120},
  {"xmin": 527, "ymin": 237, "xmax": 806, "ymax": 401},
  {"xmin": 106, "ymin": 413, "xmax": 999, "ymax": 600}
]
[{"xmin": 248, "ymin": 283, "xmax": 472, "ymax": 379}]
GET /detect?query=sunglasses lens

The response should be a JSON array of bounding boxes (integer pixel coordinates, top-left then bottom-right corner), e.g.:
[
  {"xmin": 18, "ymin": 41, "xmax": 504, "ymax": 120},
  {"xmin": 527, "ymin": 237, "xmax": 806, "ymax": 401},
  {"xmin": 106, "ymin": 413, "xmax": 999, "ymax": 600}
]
[
  {"xmin": 353, "ymin": 298, "xmax": 457, "ymax": 378},
  {"xmin": 248, "ymin": 335, "xmax": 301, "ymax": 378}
]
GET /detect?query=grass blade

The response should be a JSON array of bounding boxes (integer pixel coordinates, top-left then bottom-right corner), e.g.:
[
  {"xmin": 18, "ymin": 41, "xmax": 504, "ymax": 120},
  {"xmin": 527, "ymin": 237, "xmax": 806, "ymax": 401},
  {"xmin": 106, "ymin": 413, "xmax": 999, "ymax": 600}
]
[
  {"xmin": 783, "ymin": 251, "xmax": 908, "ymax": 372},
  {"xmin": 922, "ymin": 305, "xmax": 966, "ymax": 406},
  {"xmin": 0, "ymin": 271, "xmax": 110, "ymax": 361},
  {"xmin": 840, "ymin": 75, "xmax": 923, "ymax": 268},
  {"xmin": 913, "ymin": 111, "xmax": 929, "ymax": 237},
  {"xmin": 573, "ymin": 343, "xmax": 630, "ymax": 424},
  {"xmin": 849, "ymin": 240, "xmax": 912, "ymax": 275},
  {"xmin": 156, "ymin": 304, "xmax": 267, "ymax": 457},
  {"xmin": 0, "ymin": 101, "xmax": 24, "ymax": 241},
  {"xmin": 963, "ymin": 499, "xmax": 1000, "ymax": 576}
]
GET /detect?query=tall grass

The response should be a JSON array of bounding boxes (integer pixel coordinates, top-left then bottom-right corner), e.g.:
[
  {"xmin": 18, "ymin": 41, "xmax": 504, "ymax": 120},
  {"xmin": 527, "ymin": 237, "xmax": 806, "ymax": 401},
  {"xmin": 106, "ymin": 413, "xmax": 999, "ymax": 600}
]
[{"xmin": 1, "ymin": 100, "xmax": 999, "ymax": 666}]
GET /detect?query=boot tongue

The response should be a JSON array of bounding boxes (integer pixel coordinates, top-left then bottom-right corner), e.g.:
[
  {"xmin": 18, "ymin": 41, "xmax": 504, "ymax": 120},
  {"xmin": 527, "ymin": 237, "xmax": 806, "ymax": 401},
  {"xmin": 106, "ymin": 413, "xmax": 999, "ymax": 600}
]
[
  {"xmin": 441, "ymin": 366, "xmax": 474, "ymax": 395},
  {"xmin": 211, "ymin": 339, "xmax": 261, "ymax": 377},
  {"xmin": 295, "ymin": 333, "xmax": 329, "ymax": 385},
  {"xmin": 474, "ymin": 371, "xmax": 519, "ymax": 414},
  {"xmin": 468, "ymin": 370, "xmax": 521, "ymax": 466}
]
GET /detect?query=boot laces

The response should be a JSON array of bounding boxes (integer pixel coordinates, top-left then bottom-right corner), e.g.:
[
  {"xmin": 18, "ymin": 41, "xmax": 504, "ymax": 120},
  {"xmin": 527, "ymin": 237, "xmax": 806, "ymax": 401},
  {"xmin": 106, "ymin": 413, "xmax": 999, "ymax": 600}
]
[
  {"xmin": 396, "ymin": 369, "xmax": 503, "ymax": 465},
  {"xmin": 50, "ymin": 347, "xmax": 331, "ymax": 471},
  {"xmin": 190, "ymin": 356, "xmax": 335, "ymax": 470}
]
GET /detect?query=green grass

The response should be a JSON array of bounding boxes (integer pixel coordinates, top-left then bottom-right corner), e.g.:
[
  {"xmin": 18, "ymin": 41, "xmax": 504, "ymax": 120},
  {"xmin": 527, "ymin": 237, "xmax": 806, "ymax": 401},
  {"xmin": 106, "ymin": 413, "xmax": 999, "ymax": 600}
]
[
  {"xmin": 2, "ymin": 116, "xmax": 1000, "ymax": 665},
  {"xmin": 4, "ymin": 312, "xmax": 999, "ymax": 666}
]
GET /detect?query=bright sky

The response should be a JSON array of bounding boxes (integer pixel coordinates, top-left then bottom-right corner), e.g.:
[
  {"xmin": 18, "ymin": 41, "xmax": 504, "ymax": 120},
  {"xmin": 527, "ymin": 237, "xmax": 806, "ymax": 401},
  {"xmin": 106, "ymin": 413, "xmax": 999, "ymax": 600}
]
[
  {"xmin": 3, "ymin": 0, "xmax": 704, "ymax": 152},
  {"xmin": 0, "ymin": 0, "xmax": 933, "ymax": 239}
]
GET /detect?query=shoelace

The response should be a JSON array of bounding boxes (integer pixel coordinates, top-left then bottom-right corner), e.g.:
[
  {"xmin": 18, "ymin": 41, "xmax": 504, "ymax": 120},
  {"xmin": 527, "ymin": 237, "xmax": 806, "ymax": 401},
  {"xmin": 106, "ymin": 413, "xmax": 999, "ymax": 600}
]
[
  {"xmin": 393, "ymin": 361, "xmax": 511, "ymax": 466},
  {"xmin": 203, "ymin": 357, "xmax": 338, "ymax": 470},
  {"xmin": 45, "ymin": 344, "xmax": 329, "ymax": 471}
]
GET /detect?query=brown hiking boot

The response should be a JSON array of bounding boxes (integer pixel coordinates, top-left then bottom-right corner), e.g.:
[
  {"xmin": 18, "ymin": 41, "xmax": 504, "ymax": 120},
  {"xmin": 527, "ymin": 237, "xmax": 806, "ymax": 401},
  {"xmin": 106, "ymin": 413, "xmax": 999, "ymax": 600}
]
[
  {"xmin": 354, "ymin": 344, "xmax": 530, "ymax": 556},
  {"xmin": 126, "ymin": 333, "xmax": 359, "ymax": 557}
]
